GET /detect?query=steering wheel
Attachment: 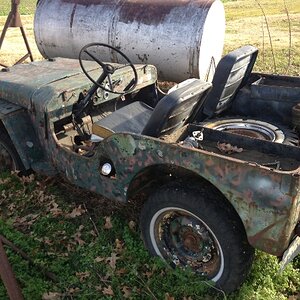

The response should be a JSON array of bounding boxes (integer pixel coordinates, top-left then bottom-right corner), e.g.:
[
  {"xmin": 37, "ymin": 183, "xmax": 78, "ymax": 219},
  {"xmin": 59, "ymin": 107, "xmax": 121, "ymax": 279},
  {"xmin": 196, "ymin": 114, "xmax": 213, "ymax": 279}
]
[{"xmin": 79, "ymin": 43, "xmax": 138, "ymax": 95}]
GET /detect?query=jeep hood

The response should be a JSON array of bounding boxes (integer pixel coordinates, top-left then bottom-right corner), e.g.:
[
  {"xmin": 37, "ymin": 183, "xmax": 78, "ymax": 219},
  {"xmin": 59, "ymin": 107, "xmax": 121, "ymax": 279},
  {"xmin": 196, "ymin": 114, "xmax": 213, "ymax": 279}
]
[{"xmin": 0, "ymin": 58, "xmax": 99, "ymax": 109}]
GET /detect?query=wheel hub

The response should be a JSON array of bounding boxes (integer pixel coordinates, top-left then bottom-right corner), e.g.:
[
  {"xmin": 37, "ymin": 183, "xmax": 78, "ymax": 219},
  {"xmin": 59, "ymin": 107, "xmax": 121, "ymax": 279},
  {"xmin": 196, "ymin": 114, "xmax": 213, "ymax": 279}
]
[
  {"xmin": 156, "ymin": 211, "xmax": 221, "ymax": 279},
  {"xmin": 182, "ymin": 230, "xmax": 201, "ymax": 252}
]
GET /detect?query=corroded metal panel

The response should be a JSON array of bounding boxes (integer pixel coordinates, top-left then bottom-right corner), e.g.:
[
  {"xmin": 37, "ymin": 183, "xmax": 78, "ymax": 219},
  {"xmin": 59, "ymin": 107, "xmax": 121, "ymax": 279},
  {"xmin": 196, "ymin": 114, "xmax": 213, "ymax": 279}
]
[
  {"xmin": 0, "ymin": 58, "xmax": 100, "ymax": 109},
  {"xmin": 34, "ymin": 0, "xmax": 225, "ymax": 82},
  {"xmin": 0, "ymin": 98, "xmax": 22, "ymax": 117},
  {"xmin": 45, "ymin": 126, "xmax": 300, "ymax": 256},
  {"xmin": 2, "ymin": 109, "xmax": 45, "ymax": 170}
]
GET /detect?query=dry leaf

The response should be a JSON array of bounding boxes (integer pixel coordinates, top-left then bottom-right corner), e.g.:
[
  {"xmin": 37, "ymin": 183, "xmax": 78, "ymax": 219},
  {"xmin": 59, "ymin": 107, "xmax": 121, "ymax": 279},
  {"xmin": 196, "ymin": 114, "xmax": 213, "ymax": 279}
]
[
  {"xmin": 8, "ymin": 203, "xmax": 15, "ymax": 211},
  {"xmin": 122, "ymin": 286, "xmax": 132, "ymax": 298},
  {"xmin": 67, "ymin": 287, "xmax": 80, "ymax": 295},
  {"xmin": 67, "ymin": 243, "xmax": 75, "ymax": 252},
  {"xmin": 95, "ymin": 285, "xmax": 102, "ymax": 292},
  {"xmin": 67, "ymin": 205, "xmax": 86, "ymax": 218},
  {"xmin": 90, "ymin": 230, "xmax": 97, "ymax": 237},
  {"xmin": 43, "ymin": 237, "xmax": 53, "ymax": 245},
  {"xmin": 42, "ymin": 292, "xmax": 62, "ymax": 300},
  {"xmin": 104, "ymin": 216, "xmax": 113, "ymax": 229},
  {"xmin": 102, "ymin": 285, "xmax": 114, "ymax": 296},
  {"xmin": 0, "ymin": 178, "xmax": 10, "ymax": 185},
  {"xmin": 217, "ymin": 142, "xmax": 243, "ymax": 154},
  {"xmin": 115, "ymin": 239, "xmax": 124, "ymax": 253},
  {"xmin": 95, "ymin": 256, "xmax": 106, "ymax": 263},
  {"xmin": 14, "ymin": 213, "xmax": 39, "ymax": 227},
  {"xmin": 49, "ymin": 201, "xmax": 63, "ymax": 217},
  {"xmin": 165, "ymin": 293, "xmax": 175, "ymax": 300},
  {"xmin": 143, "ymin": 270, "xmax": 154, "ymax": 278},
  {"xmin": 76, "ymin": 271, "xmax": 90, "ymax": 282},
  {"xmin": 73, "ymin": 225, "xmax": 85, "ymax": 245},
  {"xmin": 116, "ymin": 268, "xmax": 127, "ymax": 276},
  {"xmin": 74, "ymin": 234, "xmax": 85, "ymax": 245},
  {"xmin": 106, "ymin": 252, "xmax": 119, "ymax": 270},
  {"xmin": 128, "ymin": 220, "xmax": 136, "ymax": 231},
  {"xmin": 20, "ymin": 174, "xmax": 35, "ymax": 184},
  {"xmin": 288, "ymin": 295, "xmax": 300, "ymax": 300}
]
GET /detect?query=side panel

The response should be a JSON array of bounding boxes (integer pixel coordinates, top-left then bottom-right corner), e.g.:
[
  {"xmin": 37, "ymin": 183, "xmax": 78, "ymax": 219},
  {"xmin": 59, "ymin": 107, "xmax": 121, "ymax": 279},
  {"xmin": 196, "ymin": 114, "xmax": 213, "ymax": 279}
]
[
  {"xmin": 0, "ymin": 99, "xmax": 44, "ymax": 169},
  {"xmin": 103, "ymin": 134, "xmax": 300, "ymax": 256},
  {"xmin": 48, "ymin": 130, "xmax": 300, "ymax": 256}
]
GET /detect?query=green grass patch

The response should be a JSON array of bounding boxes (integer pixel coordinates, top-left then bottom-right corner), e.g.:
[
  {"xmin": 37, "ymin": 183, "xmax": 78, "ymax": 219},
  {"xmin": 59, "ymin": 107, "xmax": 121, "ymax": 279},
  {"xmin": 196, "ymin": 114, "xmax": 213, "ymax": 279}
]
[
  {"xmin": 224, "ymin": 0, "xmax": 300, "ymax": 21},
  {"xmin": 0, "ymin": 0, "xmax": 36, "ymax": 16},
  {"xmin": 0, "ymin": 173, "xmax": 299, "ymax": 299},
  {"xmin": 0, "ymin": 174, "xmax": 212, "ymax": 299}
]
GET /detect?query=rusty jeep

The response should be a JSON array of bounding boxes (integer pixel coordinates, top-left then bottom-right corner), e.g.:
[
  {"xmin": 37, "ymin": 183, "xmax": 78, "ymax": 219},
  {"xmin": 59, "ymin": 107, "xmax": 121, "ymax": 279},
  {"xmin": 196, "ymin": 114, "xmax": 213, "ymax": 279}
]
[{"xmin": 0, "ymin": 43, "xmax": 299, "ymax": 292}]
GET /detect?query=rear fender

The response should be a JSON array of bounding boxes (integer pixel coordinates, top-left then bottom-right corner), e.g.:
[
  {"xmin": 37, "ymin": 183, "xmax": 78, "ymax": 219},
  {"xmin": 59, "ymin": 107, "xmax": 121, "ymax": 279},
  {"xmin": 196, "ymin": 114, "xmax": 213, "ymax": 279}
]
[{"xmin": 0, "ymin": 99, "xmax": 44, "ymax": 169}]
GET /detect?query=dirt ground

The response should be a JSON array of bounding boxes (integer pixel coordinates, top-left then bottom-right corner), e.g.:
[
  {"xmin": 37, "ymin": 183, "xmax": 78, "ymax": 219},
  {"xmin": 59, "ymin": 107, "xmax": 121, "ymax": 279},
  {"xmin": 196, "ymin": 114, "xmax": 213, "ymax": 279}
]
[{"xmin": 0, "ymin": 15, "xmax": 42, "ymax": 66}]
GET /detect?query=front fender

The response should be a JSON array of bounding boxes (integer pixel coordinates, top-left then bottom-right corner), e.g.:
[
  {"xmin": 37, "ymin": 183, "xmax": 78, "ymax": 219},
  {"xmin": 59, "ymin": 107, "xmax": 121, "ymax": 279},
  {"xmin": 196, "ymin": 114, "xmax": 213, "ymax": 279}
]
[{"xmin": 0, "ymin": 98, "xmax": 44, "ymax": 169}]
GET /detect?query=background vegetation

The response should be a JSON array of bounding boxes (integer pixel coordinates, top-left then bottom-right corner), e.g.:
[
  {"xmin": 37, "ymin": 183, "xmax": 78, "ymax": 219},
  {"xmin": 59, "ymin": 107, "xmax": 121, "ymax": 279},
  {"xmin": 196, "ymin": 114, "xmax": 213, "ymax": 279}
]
[
  {"xmin": 0, "ymin": 0, "xmax": 36, "ymax": 16},
  {"xmin": 0, "ymin": 0, "xmax": 299, "ymax": 299}
]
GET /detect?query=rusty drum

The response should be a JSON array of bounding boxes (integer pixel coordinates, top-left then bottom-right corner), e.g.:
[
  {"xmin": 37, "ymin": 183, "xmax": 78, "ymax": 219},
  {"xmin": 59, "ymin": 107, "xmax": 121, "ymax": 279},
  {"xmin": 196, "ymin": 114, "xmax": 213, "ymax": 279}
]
[{"xmin": 34, "ymin": 0, "xmax": 225, "ymax": 82}]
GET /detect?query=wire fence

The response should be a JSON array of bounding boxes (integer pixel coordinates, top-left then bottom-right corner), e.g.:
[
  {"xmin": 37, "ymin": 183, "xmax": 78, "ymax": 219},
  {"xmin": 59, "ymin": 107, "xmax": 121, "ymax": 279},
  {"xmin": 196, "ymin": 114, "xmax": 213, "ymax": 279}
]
[{"xmin": 0, "ymin": 0, "xmax": 36, "ymax": 16}]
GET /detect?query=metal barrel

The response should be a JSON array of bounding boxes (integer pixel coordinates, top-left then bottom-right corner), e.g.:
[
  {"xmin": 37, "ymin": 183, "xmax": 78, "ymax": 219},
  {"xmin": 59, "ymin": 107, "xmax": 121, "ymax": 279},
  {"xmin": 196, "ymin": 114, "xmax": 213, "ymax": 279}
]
[{"xmin": 34, "ymin": 0, "xmax": 225, "ymax": 82}]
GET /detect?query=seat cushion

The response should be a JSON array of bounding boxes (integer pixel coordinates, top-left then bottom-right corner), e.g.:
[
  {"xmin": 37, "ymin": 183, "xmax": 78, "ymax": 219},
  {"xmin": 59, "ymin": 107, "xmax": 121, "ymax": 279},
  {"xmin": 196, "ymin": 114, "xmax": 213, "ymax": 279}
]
[{"xmin": 92, "ymin": 101, "xmax": 153, "ymax": 138}]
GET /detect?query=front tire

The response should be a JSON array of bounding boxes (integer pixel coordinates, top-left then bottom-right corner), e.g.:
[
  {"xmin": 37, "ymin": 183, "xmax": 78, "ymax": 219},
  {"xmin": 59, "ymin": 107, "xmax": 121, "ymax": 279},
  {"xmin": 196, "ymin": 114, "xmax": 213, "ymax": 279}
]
[
  {"xmin": 0, "ymin": 131, "xmax": 23, "ymax": 172},
  {"xmin": 140, "ymin": 184, "xmax": 254, "ymax": 293}
]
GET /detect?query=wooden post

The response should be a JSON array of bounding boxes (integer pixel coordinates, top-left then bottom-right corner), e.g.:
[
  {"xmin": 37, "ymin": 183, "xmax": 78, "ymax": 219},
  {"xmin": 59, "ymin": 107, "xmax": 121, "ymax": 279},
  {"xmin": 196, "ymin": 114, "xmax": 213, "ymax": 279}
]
[
  {"xmin": 0, "ymin": 238, "xmax": 24, "ymax": 300},
  {"xmin": 0, "ymin": 0, "xmax": 34, "ymax": 67}
]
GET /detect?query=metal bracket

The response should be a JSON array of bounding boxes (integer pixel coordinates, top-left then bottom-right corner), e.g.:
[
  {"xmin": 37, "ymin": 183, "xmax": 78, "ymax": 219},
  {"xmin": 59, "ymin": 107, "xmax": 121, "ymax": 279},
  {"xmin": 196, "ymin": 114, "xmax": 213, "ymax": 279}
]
[{"xmin": 0, "ymin": 0, "xmax": 34, "ymax": 67}]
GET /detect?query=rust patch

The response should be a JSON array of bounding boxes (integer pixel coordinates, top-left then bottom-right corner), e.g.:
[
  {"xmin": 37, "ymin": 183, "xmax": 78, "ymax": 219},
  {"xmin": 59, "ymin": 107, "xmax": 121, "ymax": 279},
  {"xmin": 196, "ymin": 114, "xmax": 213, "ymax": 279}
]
[
  {"xmin": 62, "ymin": 0, "xmax": 214, "ymax": 26},
  {"xmin": 63, "ymin": 0, "xmax": 120, "ymax": 4},
  {"xmin": 248, "ymin": 218, "xmax": 289, "ymax": 256},
  {"xmin": 119, "ymin": 0, "xmax": 213, "ymax": 26},
  {"xmin": 225, "ymin": 128, "xmax": 268, "ymax": 140}
]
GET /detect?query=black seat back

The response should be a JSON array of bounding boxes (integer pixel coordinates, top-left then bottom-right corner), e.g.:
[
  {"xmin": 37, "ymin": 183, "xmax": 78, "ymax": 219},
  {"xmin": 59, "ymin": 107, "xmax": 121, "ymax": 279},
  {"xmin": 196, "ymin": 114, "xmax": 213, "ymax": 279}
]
[
  {"xmin": 197, "ymin": 45, "xmax": 258, "ymax": 120},
  {"xmin": 142, "ymin": 79, "xmax": 211, "ymax": 137}
]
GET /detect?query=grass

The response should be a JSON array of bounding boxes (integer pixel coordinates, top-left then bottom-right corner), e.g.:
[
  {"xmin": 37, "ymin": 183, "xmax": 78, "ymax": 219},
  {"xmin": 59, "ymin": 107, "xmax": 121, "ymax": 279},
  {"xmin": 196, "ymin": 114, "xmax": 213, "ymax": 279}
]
[
  {"xmin": 224, "ymin": 0, "xmax": 300, "ymax": 75},
  {"xmin": 0, "ymin": 0, "xmax": 36, "ymax": 16},
  {"xmin": 0, "ymin": 173, "xmax": 299, "ymax": 299},
  {"xmin": 0, "ymin": 174, "xmax": 212, "ymax": 299},
  {"xmin": 0, "ymin": 0, "xmax": 299, "ymax": 299}
]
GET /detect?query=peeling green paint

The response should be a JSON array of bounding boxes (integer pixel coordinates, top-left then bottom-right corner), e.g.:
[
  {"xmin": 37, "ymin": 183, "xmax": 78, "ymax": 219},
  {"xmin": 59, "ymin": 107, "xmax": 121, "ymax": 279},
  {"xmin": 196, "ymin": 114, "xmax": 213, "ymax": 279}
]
[{"xmin": 0, "ymin": 57, "xmax": 299, "ymax": 260}]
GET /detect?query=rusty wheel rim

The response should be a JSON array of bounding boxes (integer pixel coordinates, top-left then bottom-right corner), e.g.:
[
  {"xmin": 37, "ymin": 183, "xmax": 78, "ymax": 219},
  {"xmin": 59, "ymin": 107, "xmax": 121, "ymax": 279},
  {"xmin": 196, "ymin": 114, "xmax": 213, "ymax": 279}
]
[
  {"xmin": 203, "ymin": 119, "xmax": 287, "ymax": 144},
  {"xmin": 0, "ymin": 142, "xmax": 16, "ymax": 172},
  {"xmin": 150, "ymin": 208, "xmax": 224, "ymax": 281},
  {"xmin": 214, "ymin": 122, "xmax": 276, "ymax": 141}
]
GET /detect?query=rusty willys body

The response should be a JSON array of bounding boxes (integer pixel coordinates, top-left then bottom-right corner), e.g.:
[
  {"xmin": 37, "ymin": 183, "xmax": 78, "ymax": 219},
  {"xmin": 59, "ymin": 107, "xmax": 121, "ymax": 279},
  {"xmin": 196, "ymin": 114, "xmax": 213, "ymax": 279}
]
[{"xmin": 34, "ymin": 0, "xmax": 225, "ymax": 82}]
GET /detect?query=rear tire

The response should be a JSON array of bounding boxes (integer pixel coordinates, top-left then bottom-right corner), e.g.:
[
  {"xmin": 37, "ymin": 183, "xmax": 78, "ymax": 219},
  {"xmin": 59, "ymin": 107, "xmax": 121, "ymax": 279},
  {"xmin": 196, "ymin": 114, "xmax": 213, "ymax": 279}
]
[
  {"xmin": 0, "ymin": 131, "xmax": 23, "ymax": 172},
  {"xmin": 140, "ymin": 183, "xmax": 254, "ymax": 293}
]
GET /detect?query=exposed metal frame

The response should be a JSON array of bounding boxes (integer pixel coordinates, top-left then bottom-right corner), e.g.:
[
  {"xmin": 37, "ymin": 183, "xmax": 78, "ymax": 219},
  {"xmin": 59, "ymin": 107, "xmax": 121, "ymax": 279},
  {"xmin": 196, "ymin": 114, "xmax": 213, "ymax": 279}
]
[{"xmin": 0, "ymin": 0, "xmax": 34, "ymax": 68}]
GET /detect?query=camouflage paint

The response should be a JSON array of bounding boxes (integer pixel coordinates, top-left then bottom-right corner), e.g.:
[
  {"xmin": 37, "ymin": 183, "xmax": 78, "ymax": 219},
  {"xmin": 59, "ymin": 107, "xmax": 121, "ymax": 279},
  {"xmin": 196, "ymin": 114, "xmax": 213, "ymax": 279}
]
[
  {"xmin": 0, "ymin": 58, "xmax": 299, "ymax": 257},
  {"xmin": 0, "ymin": 99, "xmax": 44, "ymax": 170}
]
